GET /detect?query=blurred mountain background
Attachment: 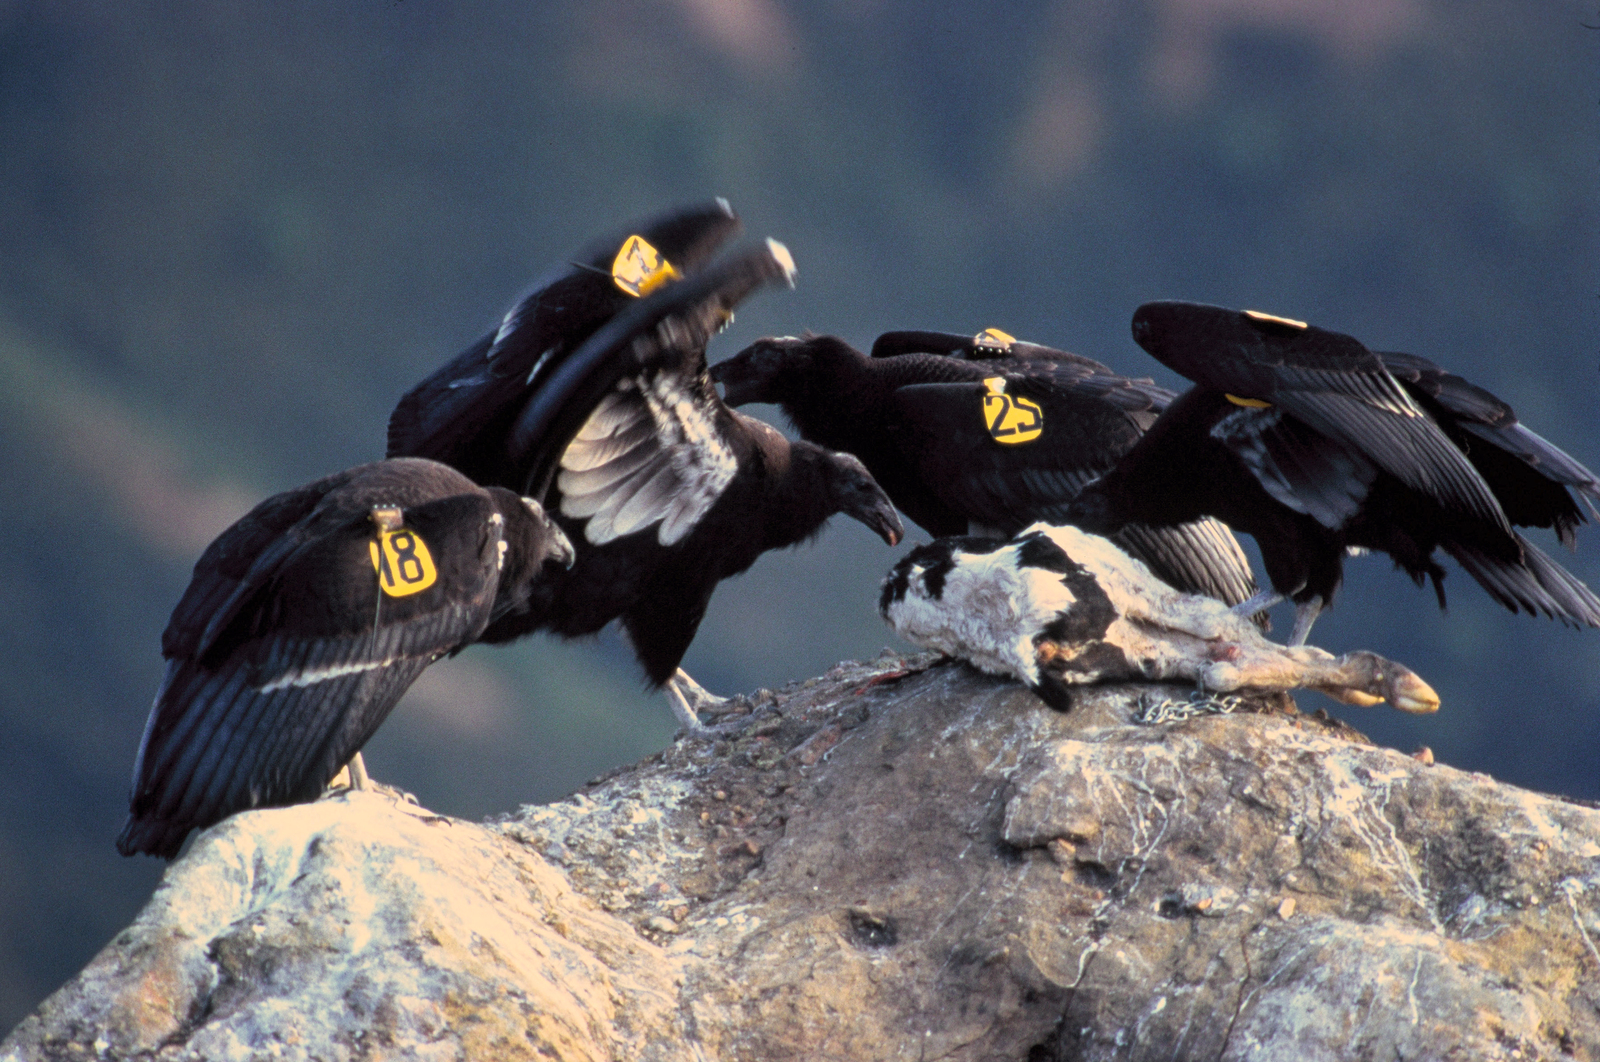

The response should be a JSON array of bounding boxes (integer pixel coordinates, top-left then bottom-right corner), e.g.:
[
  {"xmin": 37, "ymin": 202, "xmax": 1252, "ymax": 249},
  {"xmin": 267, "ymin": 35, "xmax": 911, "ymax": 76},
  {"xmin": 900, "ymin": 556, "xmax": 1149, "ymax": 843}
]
[{"xmin": 1, "ymin": 0, "xmax": 1596, "ymax": 1030}]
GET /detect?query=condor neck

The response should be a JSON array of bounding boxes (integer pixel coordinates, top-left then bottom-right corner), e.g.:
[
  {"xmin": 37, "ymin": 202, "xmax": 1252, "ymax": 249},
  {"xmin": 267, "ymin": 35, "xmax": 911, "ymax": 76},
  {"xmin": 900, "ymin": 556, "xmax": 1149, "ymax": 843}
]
[
  {"xmin": 755, "ymin": 441, "xmax": 842, "ymax": 551},
  {"xmin": 778, "ymin": 343, "xmax": 884, "ymax": 443},
  {"xmin": 1095, "ymin": 389, "xmax": 1235, "ymax": 524}
]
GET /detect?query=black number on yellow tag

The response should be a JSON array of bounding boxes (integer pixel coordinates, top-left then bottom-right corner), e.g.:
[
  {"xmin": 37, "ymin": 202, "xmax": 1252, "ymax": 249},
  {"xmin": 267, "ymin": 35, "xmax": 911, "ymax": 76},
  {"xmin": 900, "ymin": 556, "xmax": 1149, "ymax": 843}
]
[
  {"xmin": 611, "ymin": 235, "xmax": 681, "ymax": 298},
  {"xmin": 368, "ymin": 528, "xmax": 439, "ymax": 598},
  {"xmin": 981, "ymin": 377, "xmax": 1044, "ymax": 445}
]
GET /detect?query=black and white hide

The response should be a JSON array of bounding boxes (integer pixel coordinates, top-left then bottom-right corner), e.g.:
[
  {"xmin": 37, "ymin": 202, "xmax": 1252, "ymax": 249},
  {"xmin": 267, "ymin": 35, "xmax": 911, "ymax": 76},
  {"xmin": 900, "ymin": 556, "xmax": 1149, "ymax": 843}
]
[
  {"xmin": 880, "ymin": 523, "xmax": 1439, "ymax": 715},
  {"xmin": 119, "ymin": 458, "xmax": 574, "ymax": 859}
]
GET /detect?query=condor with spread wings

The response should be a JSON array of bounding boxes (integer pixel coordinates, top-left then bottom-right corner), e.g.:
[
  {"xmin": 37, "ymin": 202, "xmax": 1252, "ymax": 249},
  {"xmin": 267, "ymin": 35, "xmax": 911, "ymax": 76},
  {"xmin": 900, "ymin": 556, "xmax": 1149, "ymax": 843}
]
[
  {"xmin": 391, "ymin": 238, "xmax": 902, "ymax": 731},
  {"xmin": 388, "ymin": 200, "xmax": 742, "ymax": 492},
  {"xmin": 1067, "ymin": 301, "xmax": 1600, "ymax": 643}
]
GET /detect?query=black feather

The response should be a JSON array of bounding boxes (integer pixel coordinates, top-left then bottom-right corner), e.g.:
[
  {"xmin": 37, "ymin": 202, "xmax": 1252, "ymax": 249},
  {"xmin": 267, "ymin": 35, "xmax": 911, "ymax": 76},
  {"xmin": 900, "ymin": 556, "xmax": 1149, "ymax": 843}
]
[
  {"xmin": 1069, "ymin": 301, "xmax": 1600, "ymax": 638},
  {"xmin": 387, "ymin": 201, "xmax": 741, "ymax": 488},
  {"xmin": 713, "ymin": 333, "xmax": 1263, "ymax": 612},
  {"xmin": 119, "ymin": 458, "xmax": 570, "ymax": 858},
  {"xmin": 390, "ymin": 233, "xmax": 903, "ymax": 691}
]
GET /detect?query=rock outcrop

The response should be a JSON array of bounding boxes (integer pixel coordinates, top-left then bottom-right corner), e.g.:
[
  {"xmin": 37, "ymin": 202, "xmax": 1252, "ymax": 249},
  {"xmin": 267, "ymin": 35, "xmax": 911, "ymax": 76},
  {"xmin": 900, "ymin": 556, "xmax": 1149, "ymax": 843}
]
[{"xmin": 6, "ymin": 654, "xmax": 1600, "ymax": 1061}]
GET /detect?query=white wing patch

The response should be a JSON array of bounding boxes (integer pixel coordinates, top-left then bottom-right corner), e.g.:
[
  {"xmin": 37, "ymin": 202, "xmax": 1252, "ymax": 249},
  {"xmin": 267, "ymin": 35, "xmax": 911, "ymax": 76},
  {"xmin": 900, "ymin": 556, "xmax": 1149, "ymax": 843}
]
[
  {"xmin": 558, "ymin": 373, "xmax": 738, "ymax": 546},
  {"xmin": 256, "ymin": 658, "xmax": 393, "ymax": 692},
  {"xmin": 492, "ymin": 302, "xmax": 525, "ymax": 351},
  {"xmin": 524, "ymin": 345, "xmax": 559, "ymax": 385}
]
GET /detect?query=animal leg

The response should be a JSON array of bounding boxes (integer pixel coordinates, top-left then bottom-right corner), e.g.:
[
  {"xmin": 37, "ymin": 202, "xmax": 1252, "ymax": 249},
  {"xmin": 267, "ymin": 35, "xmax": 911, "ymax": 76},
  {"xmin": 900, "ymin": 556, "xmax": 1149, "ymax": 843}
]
[
  {"xmin": 1288, "ymin": 596, "xmax": 1324, "ymax": 646},
  {"xmin": 1200, "ymin": 642, "xmax": 1437, "ymax": 713},
  {"xmin": 1298, "ymin": 650, "xmax": 1440, "ymax": 714},
  {"xmin": 1231, "ymin": 588, "xmax": 1283, "ymax": 616},
  {"xmin": 670, "ymin": 668, "xmax": 728, "ymax": 711},
  {"xmin": 664, "ymin": 678, "xmax": 711, "ymax": 734},
  {"xmin": 329, "ymin": 751, "xmax": 371, "ymax": 792},
  {"xmin": 664, "ymin": 669, "xmax": 747, "ymax": 738}
]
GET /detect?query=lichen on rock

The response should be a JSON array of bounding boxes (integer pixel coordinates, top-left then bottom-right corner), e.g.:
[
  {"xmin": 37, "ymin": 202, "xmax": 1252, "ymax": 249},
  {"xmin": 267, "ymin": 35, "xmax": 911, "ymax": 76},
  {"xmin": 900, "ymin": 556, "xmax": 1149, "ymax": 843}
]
[{"xmin": 5, "ymin": 654, "xmax": 1599, "ymax": 1060}]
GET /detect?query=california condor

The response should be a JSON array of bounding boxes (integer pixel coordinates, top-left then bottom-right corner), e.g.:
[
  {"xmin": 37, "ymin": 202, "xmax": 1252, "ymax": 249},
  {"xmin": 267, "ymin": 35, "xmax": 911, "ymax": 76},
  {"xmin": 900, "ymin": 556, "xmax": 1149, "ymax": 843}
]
[
  {"xmin": 118, "ymin": 457, "xmax": 574, "ymax": 858},
  {"xmin": 390, "ymin": 239, "xmax": 904, "ymax": 732},
  {"xmin": 710, "ymin": 331, "xmax": 1261, "ymax": 612},
  {"xmin": 881, "ymin": 523, "xmax": 1439, "ymax": 714},
  {"xmin": 1066, "ymin": 301, "xmax": 1600, "ymax": 643},
  {"xmin": 869, "ymin": 326, "xmax": 1126, "ymax": 376},
  {"xmin": 388, "ymin": 199, "xmax": 742, "ymax": 492}
]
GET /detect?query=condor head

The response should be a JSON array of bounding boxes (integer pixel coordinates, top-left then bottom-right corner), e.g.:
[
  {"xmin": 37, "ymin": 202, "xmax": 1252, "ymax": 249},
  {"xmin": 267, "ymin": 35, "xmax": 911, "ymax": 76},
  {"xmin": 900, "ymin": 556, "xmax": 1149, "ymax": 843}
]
[
  {"xmin": 712, "ymin": 334, "xmax": 834, "ymax": 408},
  {"xmin": 823, "ymin": 451, "xmax": 904, "ymax": 546}
]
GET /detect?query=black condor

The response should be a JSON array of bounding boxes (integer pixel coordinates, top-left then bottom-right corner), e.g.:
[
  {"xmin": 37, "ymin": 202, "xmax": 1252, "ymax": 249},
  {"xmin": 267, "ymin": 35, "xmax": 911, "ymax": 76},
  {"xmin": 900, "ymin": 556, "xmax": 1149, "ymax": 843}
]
[
  {"xmin": 1066, "ymin": 301, "xmax": 1600, "ymax": 643},
  {"xmin": 389, "ymin": 199, "xmax": 743, "ymax": 492},
  {"xmin": 119, "ymin": 458, "xmax": 574, "ymax": 858},
  {"xmin": 711, "ymin": 330, "xmax": 1261, "ymax": 613},
  {"xmin": 390, "ymin": 237, "xmax": 903, "ymax": 731}
]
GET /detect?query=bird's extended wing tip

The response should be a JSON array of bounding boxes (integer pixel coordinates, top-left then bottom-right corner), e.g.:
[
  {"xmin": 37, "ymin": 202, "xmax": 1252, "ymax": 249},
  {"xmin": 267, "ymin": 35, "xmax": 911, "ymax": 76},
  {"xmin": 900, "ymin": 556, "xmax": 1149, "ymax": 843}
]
[{"xmin": 765, "ymin": 238, "xmax": 797, "ymax": 287}]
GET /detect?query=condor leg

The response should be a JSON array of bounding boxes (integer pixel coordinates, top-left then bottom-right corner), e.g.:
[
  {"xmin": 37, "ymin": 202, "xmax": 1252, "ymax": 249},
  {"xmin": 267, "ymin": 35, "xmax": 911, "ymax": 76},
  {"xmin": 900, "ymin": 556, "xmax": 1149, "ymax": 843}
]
[
  {"xmin": 1230, "ymin": 588, "xmax": 1283, "ymax": 617},
  {"xmin": 329, "ymin": 751, "xmax": 371, "ymax": 792},
  {"xmin": 1287, "ymin": 596, "xmax": 1324, "ymax": 646},
  {"xmin": 664, "ymin": 669, "xmax": 731, "ymax": 735}
]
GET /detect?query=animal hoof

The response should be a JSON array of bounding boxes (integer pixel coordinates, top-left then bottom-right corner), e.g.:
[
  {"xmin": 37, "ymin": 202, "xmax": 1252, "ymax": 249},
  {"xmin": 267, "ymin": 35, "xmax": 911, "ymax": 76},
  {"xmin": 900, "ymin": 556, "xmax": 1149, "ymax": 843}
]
[
  {"xmin": 1328, "ymin": 690, "xmax": 1385, "ymax": 708},
  {"xmin": 1387, "ymin": 670, "xmax": 1440, "ymax": 714}
]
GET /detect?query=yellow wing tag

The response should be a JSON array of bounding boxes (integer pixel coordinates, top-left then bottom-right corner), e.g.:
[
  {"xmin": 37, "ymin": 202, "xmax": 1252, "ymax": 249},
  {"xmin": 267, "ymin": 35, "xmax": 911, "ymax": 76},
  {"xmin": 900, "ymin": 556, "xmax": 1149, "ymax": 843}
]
[
  {"xmin": 981, "ymin": 377, "xmax": 1044, "ymax": 445},
  {"xmin": 973, "ymin": 327, "xmax": 1015, "ymax": 354},
  {"xmin": 1243, "ymin": 309, "xmax": 1307, "ymax": 329},
  {"xmin": 611, "ymin": 235, "xmax": 681, "ymax": 297},
  {"xmin": 369, "ymin": 527, "xmax": 438, "ymax": 598},
  {"xmin": 1225, "ymin": 393, "xmax": 1273, "ymax": 408}
]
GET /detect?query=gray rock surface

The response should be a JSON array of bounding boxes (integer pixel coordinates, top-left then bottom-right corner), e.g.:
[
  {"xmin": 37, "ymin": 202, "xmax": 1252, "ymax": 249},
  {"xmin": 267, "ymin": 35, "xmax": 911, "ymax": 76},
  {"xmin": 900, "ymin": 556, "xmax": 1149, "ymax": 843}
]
[{"xmin": 6, "ymin": 654, "xmax": 1599, "ymax": 1060}]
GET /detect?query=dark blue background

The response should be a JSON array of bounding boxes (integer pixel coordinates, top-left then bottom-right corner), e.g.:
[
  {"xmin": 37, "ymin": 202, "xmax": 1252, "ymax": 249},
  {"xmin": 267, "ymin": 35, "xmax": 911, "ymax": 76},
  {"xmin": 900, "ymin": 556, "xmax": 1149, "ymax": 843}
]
[{"xmin": 1, "ymin": 0, "xmax": 1595, "ymax": 1031}]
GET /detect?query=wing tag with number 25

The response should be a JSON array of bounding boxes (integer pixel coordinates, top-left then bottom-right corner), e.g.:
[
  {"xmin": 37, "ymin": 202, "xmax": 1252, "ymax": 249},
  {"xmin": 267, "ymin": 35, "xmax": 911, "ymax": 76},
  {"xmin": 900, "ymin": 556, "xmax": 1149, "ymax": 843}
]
[{"xmin": 981, "ymin": 377, "xmax": 1044, "ymax": 445}]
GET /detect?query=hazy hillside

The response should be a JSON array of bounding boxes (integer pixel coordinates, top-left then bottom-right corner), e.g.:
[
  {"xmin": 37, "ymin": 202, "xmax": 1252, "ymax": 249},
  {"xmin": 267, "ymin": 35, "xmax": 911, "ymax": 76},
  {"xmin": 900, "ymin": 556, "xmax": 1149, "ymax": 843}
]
[{"xmin": 1, "ymin": 0, "xmax": 1596, "ymax": 1031}]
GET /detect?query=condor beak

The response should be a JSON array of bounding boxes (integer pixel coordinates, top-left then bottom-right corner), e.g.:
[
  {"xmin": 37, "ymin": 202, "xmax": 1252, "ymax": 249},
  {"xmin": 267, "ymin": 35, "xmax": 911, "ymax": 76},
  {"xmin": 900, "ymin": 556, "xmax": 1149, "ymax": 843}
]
[
  {"xmin": 709, "ymin": 353, "xmax": 761, "ymax": 408},
  {"xmin": 546, "ymin": 525, "xmax": 576, "ymax": 569},
  {"xmin": 857, "ymin": 495, "xmax": 904, "ymax": 547},
  {"xmin": 524, "ymin": 496, "xmax": 576, "ymax": 568}
]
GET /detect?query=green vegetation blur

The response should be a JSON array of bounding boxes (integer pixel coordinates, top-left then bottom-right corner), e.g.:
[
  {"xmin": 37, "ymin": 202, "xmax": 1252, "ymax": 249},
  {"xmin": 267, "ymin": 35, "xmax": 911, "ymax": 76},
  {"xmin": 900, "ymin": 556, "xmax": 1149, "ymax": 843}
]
[{"xmin": 1, "ymin": 0, "xmax": 1596, "ymax": 1031}]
